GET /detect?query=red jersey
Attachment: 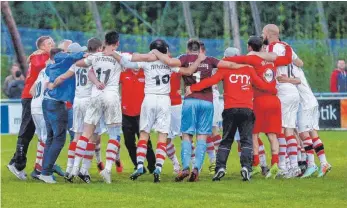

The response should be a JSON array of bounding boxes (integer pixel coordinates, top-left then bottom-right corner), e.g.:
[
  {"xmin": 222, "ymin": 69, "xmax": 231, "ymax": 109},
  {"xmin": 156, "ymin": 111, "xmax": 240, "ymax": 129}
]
[
  {"xmin": 170, "ymin": 72, "xmax": 182, "ymax": 106},
  {"xmin": 178, "ymin": 54, "xmax": 220, "ymax": 102},
  {"xmin": 120, "ymin": 69, "xmax": 146, "ymax": 116},
  {"xmin": 224, "ymin": 45, "xmax": 292, "ymax": 98},
  {"xmin": 22, "ymin": 52, "xmax": 50, "ymax": 99},
  {"xmin": 190, "ymin": 66, "xmax": 277, "ymax": 110}
]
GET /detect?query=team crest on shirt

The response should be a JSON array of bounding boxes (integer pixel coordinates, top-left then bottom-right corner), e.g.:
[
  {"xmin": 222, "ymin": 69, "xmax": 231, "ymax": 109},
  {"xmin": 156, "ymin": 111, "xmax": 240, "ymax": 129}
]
[
  {"xmin": 263, "ymin": 69, "xmax": 274, "ymax": 83},
  {"xmin": 138, "ymin": 78, "xmax": 145, "ymax": 82}
]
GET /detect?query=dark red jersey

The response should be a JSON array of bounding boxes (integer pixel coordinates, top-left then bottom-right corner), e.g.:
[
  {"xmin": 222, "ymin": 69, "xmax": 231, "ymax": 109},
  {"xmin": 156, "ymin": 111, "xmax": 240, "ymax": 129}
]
[{"xmin": 178, "ymin": 54, "xmax": 220, "ymax": 102}]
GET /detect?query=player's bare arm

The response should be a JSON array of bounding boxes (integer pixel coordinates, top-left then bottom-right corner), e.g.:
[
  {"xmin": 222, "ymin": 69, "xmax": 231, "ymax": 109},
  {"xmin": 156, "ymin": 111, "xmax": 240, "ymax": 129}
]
[
  {"xmin": 131, "ymin": 53, "xmax": 158, "ymax": 62},
  {"xmin": 49, "ymin": 70, "xmax": 75, "ymax": 90},
  {"xmin": 277, "ymin": 75, "xmax": 301, "ymax": 85},
  {"xmin": 178, "ymin": 53, "xmax": 206, "ymax": 75},
  {"xmin": 217, "ymin": 60, "xmax": 250, "ymax": 70},
  {"xmin": 76, "ymin": 59, "xmax": 88, "ymax": 68},
  {"xmin": 88, "ymin": 68, "xmax": 105, "ymax": 90},
  {"xmin": 151, "ymin": 49, "xmax": 181, "ymax": 67},
  {"xmin": 247, "ymin": 51, "xmax": 278, "ymax": 62},
  {"xmin": 29, "ymin": 83, "xmax": 36, "ymax": 97}
]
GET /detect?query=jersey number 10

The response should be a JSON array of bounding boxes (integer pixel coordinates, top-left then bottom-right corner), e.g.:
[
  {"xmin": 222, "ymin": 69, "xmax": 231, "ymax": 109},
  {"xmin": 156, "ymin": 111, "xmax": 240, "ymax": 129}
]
[{"xmin": 152, "ymin": 74, "xmax": 170, "ymax": 86}]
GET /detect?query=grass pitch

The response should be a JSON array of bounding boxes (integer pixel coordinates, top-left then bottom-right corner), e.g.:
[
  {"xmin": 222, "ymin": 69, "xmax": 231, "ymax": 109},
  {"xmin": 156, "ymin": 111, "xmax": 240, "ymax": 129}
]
[{"xmin": 1, "ymin": 131, "xmax": 347, "ymax": 208}]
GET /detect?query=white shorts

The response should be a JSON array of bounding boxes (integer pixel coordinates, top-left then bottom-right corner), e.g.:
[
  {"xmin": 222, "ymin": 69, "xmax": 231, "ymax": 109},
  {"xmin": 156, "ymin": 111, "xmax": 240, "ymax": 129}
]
[
  {"xmin": 73, "ymin": 97, "xmax": 107, "ymax": 135},
  {"xmin": 140, "ymin": 94, "xmax": 171, "ymax": 134},
  {"xmin": 213, "ymin": 97, "xmax": 222, "ymax": 127},
  {"xmin": 279, "ymin": 94, "xmax": 300, "ymax": 129},
  {"xmin": 32, "ymin": 114, "xmax": 47, "ymax": 143},
  {"xmin": 297, "ymin": 105, "xmax": 320, "ymax": 133},
  {"xmin": 84, "ymin": 92, "xmax": 122, "ymax": 126},
  {"xmin": 168, "ymin": 104, "xmax": 182, "ymax": 139}
]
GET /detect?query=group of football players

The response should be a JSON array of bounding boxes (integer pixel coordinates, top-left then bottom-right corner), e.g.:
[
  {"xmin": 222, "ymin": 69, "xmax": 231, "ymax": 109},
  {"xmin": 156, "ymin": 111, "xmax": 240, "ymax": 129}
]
[{"xmin": 7, "ymin": 23, "xmax": 331, "ymax": 184}]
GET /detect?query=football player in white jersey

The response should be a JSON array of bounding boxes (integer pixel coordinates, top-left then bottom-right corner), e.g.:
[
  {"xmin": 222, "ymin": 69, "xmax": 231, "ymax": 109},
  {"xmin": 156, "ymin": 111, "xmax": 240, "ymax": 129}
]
[
  {"xmin": 68, "ymin": 31, "xmax": 123, "ymax": 184},
  {"xmin": 263, "ymin": 24, "xmax": 304, "ymax": 178},
  {"xmin": 29, "ymin": 67, "xmax": 49, "ymax": 179},
  {"xmin": 49, "ymin": 38, "xmax": 108, "ymax": 183},
  {"xmin": 107, "ymin": 39, "xmax": 205, "ymax": 182},
  {"xmin": 279, "ymin": 65, "xmax": 331, "ymax": 178}
]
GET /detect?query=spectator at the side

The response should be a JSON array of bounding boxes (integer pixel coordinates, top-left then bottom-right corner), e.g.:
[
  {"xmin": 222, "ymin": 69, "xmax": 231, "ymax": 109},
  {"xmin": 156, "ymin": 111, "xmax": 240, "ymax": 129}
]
[
  {"xmin": 330, "ymin": 59, "xmax": 346, "ymax": 92},
  {"xmin": 7, "ymin": 71, "xmax": 25, "ymax": 99},
  {"xmin": 3, "ymin": 63, "xmax": 25, "ymax": 97}
]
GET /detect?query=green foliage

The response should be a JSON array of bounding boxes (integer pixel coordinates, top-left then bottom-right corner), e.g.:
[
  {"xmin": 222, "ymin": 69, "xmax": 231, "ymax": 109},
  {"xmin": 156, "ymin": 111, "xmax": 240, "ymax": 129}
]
[
  {"xmin": 1, "ymin": 56, "xmax": 10, "ymax": 98},
  {"xmin": 4, "ymin": 1, "xmax": 347, "ymax": 92}
]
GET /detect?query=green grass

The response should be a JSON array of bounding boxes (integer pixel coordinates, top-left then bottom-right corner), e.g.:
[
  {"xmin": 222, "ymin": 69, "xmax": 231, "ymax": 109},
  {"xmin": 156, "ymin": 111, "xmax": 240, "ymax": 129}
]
[{"xmin": 1, "ymin": 131, "xmax": 347, "ymax": 208}]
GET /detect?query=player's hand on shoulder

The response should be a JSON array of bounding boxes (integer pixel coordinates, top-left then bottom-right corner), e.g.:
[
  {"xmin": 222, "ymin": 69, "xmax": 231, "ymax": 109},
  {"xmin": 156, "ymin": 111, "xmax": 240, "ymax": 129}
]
[
  {"xmin": 150, "ymin": 49, "xmax": 159, "ymax": 54},
  {"xmin": 197, "ymin": 53, "xmax": 206, "ymax": 61},
  {"xmin": 185, "ymin": 86, "xmax": 192, "ymax": 96},
  {"xmin": 47, "ymin": 83, "xmax": 55, "ymax": 90}
]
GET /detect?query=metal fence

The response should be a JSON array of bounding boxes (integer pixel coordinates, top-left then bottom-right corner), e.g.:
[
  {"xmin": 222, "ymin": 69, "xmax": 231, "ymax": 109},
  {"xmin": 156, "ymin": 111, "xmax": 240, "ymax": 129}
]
[{"xmin": 2, "ymin": 25, "xmax": 347, "ymax": 61}]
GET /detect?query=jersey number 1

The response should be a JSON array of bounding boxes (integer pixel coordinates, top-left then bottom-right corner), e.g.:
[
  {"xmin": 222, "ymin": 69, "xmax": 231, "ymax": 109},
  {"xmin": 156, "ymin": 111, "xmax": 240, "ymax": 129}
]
[{"xmin": 193, "ymin": 71, "xmax": 201, "ymax": 83}]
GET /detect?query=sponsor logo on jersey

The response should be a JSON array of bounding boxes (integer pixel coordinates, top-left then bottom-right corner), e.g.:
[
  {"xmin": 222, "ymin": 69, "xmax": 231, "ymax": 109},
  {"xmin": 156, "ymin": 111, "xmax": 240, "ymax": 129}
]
[
  {"xmin": 229, "ymin": 74, "xmax": 250, "ymax": 84},
  {"xmin": 263, "ymin": 69, "xmax": 274, "ymax": 83}
]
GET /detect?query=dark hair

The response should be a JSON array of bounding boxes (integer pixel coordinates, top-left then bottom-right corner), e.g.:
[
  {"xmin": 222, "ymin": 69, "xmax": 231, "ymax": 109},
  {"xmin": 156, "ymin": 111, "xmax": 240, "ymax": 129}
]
[
  {"xmin": 247, "ymin": 36, "xmax": 263, "ymax": 52},
  {"xmin": 149, "ymin": 39, "xmax": 168, "ymax": 54},
  {"xmin": 88, "ymin": 38, "xmax": 103, "ymax": 52},
  {"xmin": 187, "ymin": 39, "xmax": 200, "ymax": 52},
  {"xmin": 36, "ymin": 36, "xmax": 51, "ymax": 49},
  {"xmin": 199, "ymin": 41, "xmax": 206, "ymax": 52},
  {"xmin": 105, "ymin": 31, "xmax": 119, "ymax": 45},
  {"xmin": 50, "ymin": 48, "xmax": 64, "ymax": 60},
  {"xmin": 15, "ymin": 70, "xmax": 22, "ymax": 78}
]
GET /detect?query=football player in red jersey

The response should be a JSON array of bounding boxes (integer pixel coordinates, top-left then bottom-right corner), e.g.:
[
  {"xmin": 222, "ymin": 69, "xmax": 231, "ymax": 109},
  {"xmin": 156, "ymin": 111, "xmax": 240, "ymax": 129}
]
[
  {"xmin": 186, "ymin": 59, "xmax": 276, "ymax": 181},
  {"xmin": 224, "ymin": 36, "xmax": 293, "ymax": 178}
]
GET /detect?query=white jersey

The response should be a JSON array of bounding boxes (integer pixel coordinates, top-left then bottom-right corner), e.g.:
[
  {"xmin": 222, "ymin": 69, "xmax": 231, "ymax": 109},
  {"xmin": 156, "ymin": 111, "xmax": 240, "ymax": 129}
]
[
  {"xmin": 292, "ymin": 65, "xmax": 318, "ymax": 109},
  {"xmin": 84, "ymin": 52, "xmax": 123, "ymax": 97},
  {"xmin": 267, "ymin": 43, "xmax": 299, "ymax": 97},
  {"xmin": 31, "ymin": 69, "xmax": 48, "ymax": 114},
  {"xmin": 122, "ymin": 57, "xmax": 180, "ymax": 95},
  {"xmin": 69, "ymin": 64, "xmax": 93, "ymax": 98}
]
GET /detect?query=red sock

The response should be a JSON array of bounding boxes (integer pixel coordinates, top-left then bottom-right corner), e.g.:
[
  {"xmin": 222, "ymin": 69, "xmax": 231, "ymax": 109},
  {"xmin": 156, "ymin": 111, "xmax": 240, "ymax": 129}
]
[
  {"xmin": 253, "ymin": 154, "xmax": 259, "ymax": 166},
  {"xmin": 271, "ymin": 154, "xmax": 279, "ymax": 165}
]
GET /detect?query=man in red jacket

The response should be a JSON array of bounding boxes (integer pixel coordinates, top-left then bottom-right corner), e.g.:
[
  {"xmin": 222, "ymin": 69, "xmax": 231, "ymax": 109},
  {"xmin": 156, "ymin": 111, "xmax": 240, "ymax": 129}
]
[
  {"xmin": 330, "ymin": 59, "xmax": 346, "ymax": 92},
  {"xmin": 186, "ymin": 58, "xmax": 276, "ymax": 181},
  {"xmin": 120, "ymin": 67, "xmax": 156, "ymax": 173},
  {"xmin": 7, "ymin": 36, "xmax": 54, "ymax": 180}
]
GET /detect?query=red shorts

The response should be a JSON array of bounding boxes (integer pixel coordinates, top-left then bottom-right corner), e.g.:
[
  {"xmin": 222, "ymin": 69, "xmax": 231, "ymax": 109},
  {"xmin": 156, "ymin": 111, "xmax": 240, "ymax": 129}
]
[{"xmin": 253, "ymin": 95, "xmax": 282, "ymax": 134}]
